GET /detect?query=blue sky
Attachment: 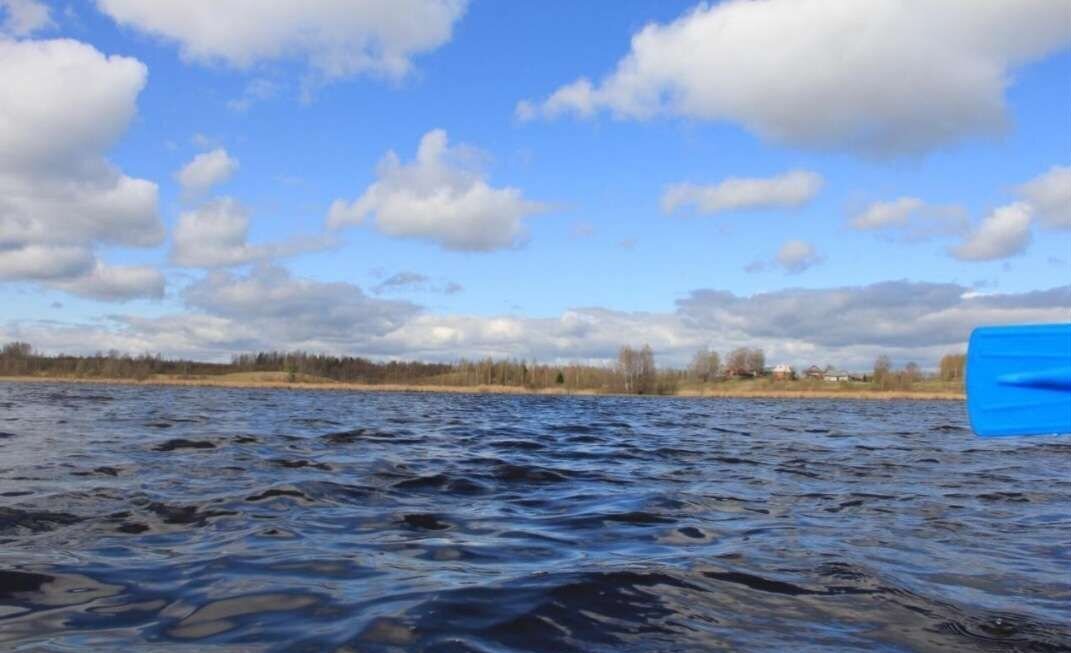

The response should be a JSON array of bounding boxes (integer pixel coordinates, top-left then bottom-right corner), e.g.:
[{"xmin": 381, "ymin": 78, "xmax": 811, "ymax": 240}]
[{"xmin": 1, "ymin": 0, "xmax": 1069, "ymax": 368}]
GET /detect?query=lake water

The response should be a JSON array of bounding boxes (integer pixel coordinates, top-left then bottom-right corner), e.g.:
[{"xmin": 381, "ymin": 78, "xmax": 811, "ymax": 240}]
[{"xmin": 0, "ymin": 381, "xmax": 1068, "ymax": 651}]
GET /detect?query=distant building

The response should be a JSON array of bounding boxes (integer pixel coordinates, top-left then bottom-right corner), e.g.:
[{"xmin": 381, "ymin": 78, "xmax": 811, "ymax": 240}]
[
  {"xmin": 823, "ymin": 369, "xmax": 851, "ymax": 382},
  {"xmin": 804, "ymin": 365, "xmax": 824, "ymax": 379},
  {"xmin": 772, "ymin": 363, "xmax": 795, "ymax": 380}
]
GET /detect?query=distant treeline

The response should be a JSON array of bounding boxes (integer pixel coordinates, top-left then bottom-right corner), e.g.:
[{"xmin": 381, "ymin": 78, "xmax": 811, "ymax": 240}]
[
  {"xmin": 231, "ymin": 351, "xmax": 453, "ymax": 384},
  {"xmin": 0, "ymin": 342, "xmax": 229, "ymax": 380},
  {"xmin": 0, "ymin": 341, "xmax": 965, "ymax": 394}
]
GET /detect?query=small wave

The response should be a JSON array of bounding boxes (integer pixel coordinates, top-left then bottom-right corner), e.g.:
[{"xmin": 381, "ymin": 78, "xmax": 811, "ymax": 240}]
[
  {"xmin": 402, "ymin": 513, "xmax": 452, "ymax": 531},
  {"xmin": 492, "ymin": 463, "xmax": 570, "ymax": 483},
  {"xmin": 269, "ymin": 458, "xmax": 331, "ymax": 471},
  {"xmin": 154, "ymin": 438, "xmax": 216, "ymax": 451},
  {"xmin": 392, "ymin": 473, "xmax": 488, "ymax": 495},
  {"xmin": 0, "ymin": 507, "xmax": 82, "ymax": 534},
  {"xmin": 0, "ymin": 382, "xmax": 1066, "ymax": 651}
]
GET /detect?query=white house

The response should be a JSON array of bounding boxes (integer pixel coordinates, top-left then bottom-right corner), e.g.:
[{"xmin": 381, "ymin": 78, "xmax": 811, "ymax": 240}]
[{"xmin": 823, "ymin": 369, "xmax": 851, "ymax": 382}]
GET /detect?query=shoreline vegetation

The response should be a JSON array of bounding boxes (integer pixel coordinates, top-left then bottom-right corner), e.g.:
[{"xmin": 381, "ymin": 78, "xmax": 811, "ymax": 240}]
[
  {"xmin": 0, "ymin": 374, "xmax": 965, "ymax": 400},
  {"xmin": 0, "ymin": 342, "xmax": 966, "ymax": 401}
]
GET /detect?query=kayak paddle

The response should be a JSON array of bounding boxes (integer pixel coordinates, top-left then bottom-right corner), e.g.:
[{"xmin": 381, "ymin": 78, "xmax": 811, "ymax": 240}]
[{"xmin": 967, "ymin": 323, "xmax": 1071, "ymax": 437}]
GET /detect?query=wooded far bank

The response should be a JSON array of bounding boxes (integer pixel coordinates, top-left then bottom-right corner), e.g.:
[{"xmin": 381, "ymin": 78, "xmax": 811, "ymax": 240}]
[{"xmin": 0, "ymin": 342, "xmax": 965, "ymax": 398}]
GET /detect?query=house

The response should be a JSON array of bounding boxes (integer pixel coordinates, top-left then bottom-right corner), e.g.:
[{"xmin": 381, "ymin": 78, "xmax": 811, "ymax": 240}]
[
  {"xmin": 823, "ymin": 369, "xmax": 851, "ymax": 382},
  {"xmin": 804, "ymin": 365, "xmax": 824, "ymax": 379},
  {"xmin": 772, "ymin": 363, "xmax": 794, "ymax": 380},
  {"xmin": 724, "ymin": 367, "xmax": 756, "ymax": 379}
]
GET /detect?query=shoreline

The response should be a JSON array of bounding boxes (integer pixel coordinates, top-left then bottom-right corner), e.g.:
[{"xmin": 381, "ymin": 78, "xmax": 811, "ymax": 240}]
[{"xmin": 0, "ymin": 375, "xmax": 965, "ymax": 401}]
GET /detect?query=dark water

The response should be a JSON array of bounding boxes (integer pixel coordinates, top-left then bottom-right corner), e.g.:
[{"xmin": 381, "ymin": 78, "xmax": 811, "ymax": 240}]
[{"xmin": 1, "ymin": 382, "xmax": 1069, "ymax": 652}]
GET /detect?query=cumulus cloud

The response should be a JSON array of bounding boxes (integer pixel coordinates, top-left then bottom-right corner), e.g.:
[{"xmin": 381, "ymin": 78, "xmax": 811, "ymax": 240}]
[
  {"xmin": 519, "ymin": 0, "xmax": 1071, "ymax": 155},
  {"xmin": 851, "ymin": 197, "xmax": 925, "ymax": 230},
  {"xmin": 95, "ymin": 0, "xmax": 466, "ymax": 81},
  {"xmin": 183, "ymin": 265, "xmax": 419, "ymax": 346},
  {"xmin": 0, "ymin": 0, "xmax": 52, "ymax": 36},
  {"xmin": 7, "ymin": 277, "xmax": 1068, "ymax": 371},
  {"xmin": 676, "ymin": 283, "xmax": 1070, "ymax": 357},
  {"xmin": 950, "ymin": 202, "xmax": 1033, "ymax": 261},
  {"xmin": 850, "ymin": 197, "xmax": 967, "ymax": 241},
  {"xmin": 662, "ymin": 170, "xmax": 822, "ymax": 215},
  {"xmin": 52, "ymin": 262, "xmax": 165, "ymax": 301},
  {"xmin": 327, "ymin": 129, "xmax": 545, "ymax": 251},
  {"xmin": 176, "ymin": 147, "xmax": 238, "ymax": 196},
  {"xmin": 1017, "ymin": 165, "xmax": 1071, "ymax": 229},
  {"xmin": 776, "ymin": 240, "xmax": 822, "ymax": 273},
  {"xmin": 170, "ymin": 197, "xmax": 333, "ymax": 268},
  {"xmin": 0, "ymin": 38, "xmax": 164, "ymax": 300},
  {"xmin": 0, "ymin": 244, "xmax": 94, "ymax": 281}
]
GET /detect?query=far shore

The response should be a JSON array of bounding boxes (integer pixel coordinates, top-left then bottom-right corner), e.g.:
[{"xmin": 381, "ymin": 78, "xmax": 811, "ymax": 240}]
[{"xmin": 0, "ymin": 373, "xmax": 965, "ymax": 401}]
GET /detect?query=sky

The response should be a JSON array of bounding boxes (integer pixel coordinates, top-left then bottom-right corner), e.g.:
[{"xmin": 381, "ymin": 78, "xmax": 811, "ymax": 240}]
[{"xmin": 1, "ymin": 0, "xmax": 1069, "ymax": 370}]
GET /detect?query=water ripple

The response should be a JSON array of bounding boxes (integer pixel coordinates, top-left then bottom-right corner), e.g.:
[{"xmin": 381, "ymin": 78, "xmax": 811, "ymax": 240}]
[{"xmin": 0, "ymin": 381, "xmax": 1068, "ymax": 651}]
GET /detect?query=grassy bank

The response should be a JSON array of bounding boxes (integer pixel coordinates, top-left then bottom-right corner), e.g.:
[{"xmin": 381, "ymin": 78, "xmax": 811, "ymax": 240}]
[{"xmin": 0, "ymin": 372, "xmax": 965, "ymax": 400}]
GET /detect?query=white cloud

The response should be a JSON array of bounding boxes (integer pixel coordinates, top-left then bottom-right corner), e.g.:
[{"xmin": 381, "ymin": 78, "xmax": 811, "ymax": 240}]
[
  {"xmin": 851, "ymin": 197, "xmax": 925, "ymax": 230},
  {"xmin": 0, "ymin": 38, "xmax": 164, "ymax": 300},
  {"xmin": 0, "ymin": 0, "xmax": 53, "ymax": 36},
  {"xmin": 951, "ymin": 202, "xmax": 1033, "ymax": 261},
  {"xmin": 52, "ymin": 262, "xmax": 165, "ymax": 301},
  {"xmin": 850, "ymin": 197, "xmax": 967, "ymax": 241},
  {"xmin": 662, "ymin": 170, "xmax": 822, "ymax": 215},
  {"xmin": 0, "ymin": 39, "xmax": 149, "ymax": 174},
  {"xmin": 0, "ymin": 246, "xmax": 162, "ymax": 301},
  {"xmin": 0, "ymin": 244, "xmax": 94, "ymax": 281},
  {"xmin": 95, "ymin": 0, "xmax": 467, "ymax": 81},
  {"xmin": 171, "ymin": 197, "xmax": 332, "ymax": 268},
  {"xmin": 6, "ymin": 277, "xmax": 1068, "ymax": 371},
  {"xmin": 676, "ymin": 283, "xmax": 1070, "ymax": 357},
  {"xmin": 227, "ymin": 78, "xmax": 280, "ymax": 112},
  {"xmin": 182, "ymin": 265, "xmax": 419, "ymax": 346},
  {"xmin": 1017, "ymin": 165, "xmax": 1071, "ymax": 229},
  {"xmin": 513, "ymin": 99, "xmax": 537, "ymax": 122},
  {"xmin": 176, "ymin": 147, "xmax": 238, "ymax": 196},
  {"xmin": 327, "ymin": 129, "xmax": 545, "ymax": 251},
  {"xmin": 776, "ymin": 239, "xmax": 822, "ymax": 273},
  {"xmin": 171, "ymin": 198, "xmax": 259, "ymax": 267},
  {"xmin": 520, "ymin": 0, "xmax": 1071, "ymax": 155}
]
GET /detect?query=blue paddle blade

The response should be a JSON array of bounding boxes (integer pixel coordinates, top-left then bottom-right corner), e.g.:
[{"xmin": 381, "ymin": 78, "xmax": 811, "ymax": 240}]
[{"xmin": 967, "ymin": 323, "xmax": 1071, "ymax": 437}]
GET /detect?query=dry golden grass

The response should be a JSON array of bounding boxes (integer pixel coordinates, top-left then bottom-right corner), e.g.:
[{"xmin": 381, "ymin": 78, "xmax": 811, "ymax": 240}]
[
  {"xmin": 676, "ymin": 378, "xmax": 964, "ymax": 401},
  {"xmin": 0, "ymin": 373, "xmax": 964, "ymax": 400},
  {"xmin": 675, "ymin": 388, "xmax": 963, "ymax": 401}
]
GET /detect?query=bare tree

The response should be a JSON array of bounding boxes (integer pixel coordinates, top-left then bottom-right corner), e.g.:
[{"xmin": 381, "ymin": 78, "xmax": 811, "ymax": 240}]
[
  {"xmin": 727, "ymin": 347, "xmax": 765, "ymax": 376},
  {"xmin": 747, "ymin": 348, "xmax": 766, "ymax": 375},
  {"xmin": 726, "ymin": 348, "xmax": 748, "ymax": 375},
  {"xmin": 618, "ymin": 346, "xmax": 637, "ymax": 393},
  {"xmin": 637, "ymin": 344, "xmax": 656, "ymax": 394},
  {"xmin": 689, "ymin": 348, "xmax": 720, "ymax": 382},
  {"xmin": 618, "ymin": 344, "xmax": 657, "ymax": 394},
  {"xmin": 939, "ymin": 353, "xmax": 966, "ymax": 382},
  {"xmin": 873, "ymin": 355, "xmax": 891, "ymax": 381}
]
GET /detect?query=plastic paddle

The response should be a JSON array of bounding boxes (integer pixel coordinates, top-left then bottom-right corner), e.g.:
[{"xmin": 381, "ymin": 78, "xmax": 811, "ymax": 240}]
[{"xmin": 967, "ymin": 323, "xmax": 1071, "ymax": 437}]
